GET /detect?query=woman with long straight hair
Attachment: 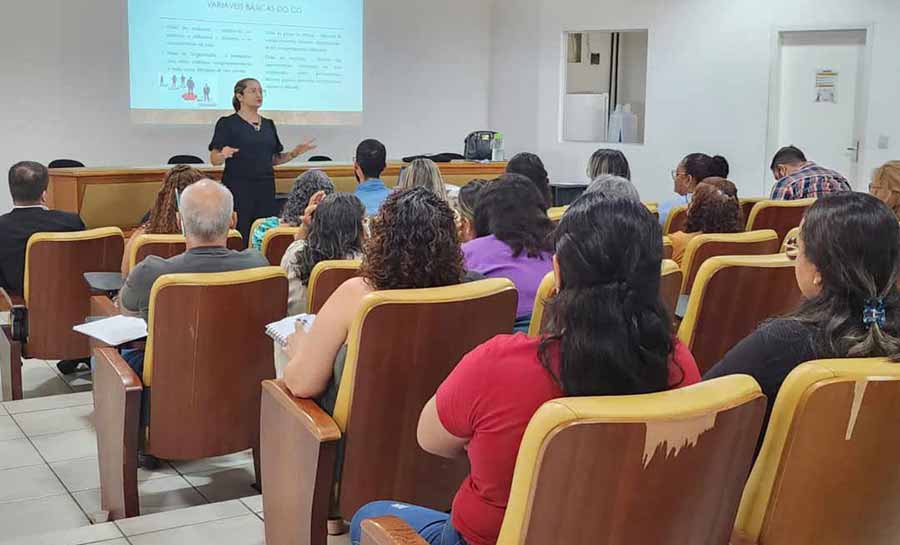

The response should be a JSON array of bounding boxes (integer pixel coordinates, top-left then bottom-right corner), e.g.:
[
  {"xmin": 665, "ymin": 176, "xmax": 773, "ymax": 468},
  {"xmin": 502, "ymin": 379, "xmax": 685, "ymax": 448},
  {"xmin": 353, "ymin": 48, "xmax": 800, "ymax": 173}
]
[{"xmin": 349, "ymin": 193, "xmax": 700, "ymax": 545}]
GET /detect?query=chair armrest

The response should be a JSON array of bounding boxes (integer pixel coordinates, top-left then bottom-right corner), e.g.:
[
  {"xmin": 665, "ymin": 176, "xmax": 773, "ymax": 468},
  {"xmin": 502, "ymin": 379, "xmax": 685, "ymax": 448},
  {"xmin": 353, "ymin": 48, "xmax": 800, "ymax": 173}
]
[
  {"xmin": 0, "ymin": 288, "xmax": 25, "ymax": 311},
  {"xmin": 730, "ymin": 530, "xmax": 758, "ymax": 545},
  {"xmin": 261, "ymin": 379, "xmax": 341, "ymax": 545},
  {"xmin": 90, "ymin": 295, "xmax": 119, "ymax": 318},
  {"xmin": 361, "ymin": 517, "xmax": 429, "ymax": 545}
]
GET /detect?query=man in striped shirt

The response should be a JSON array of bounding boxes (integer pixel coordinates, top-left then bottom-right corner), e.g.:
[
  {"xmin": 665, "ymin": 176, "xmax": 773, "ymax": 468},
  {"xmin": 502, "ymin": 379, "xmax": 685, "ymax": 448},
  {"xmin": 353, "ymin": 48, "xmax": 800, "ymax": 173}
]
[{"xmin": 769, "ymin": 145, "xmax": 852, "ymax": 200}]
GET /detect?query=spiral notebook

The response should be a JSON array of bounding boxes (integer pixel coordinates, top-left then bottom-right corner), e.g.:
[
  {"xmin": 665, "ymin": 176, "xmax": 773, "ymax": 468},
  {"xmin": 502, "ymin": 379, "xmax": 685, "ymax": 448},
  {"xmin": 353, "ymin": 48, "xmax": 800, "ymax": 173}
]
[{"xmin": 266, "ymin": 314, "xmax": 316, "ymax": 348}]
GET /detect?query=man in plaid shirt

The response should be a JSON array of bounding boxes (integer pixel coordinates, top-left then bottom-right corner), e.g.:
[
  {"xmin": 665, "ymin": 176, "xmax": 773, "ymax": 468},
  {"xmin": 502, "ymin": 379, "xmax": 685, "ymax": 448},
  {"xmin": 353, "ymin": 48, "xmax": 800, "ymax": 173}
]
[{"xmin": 769, "ymin": 145, "xmax": 852, "ymax": 200}]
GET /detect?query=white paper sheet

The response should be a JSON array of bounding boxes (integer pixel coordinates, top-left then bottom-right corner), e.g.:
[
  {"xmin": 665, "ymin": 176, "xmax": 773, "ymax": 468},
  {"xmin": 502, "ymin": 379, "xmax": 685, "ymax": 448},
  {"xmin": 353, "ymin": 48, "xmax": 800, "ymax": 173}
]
[{"xmin": 73, "ymin": 315, "xmax": 148, "ymax": 346}]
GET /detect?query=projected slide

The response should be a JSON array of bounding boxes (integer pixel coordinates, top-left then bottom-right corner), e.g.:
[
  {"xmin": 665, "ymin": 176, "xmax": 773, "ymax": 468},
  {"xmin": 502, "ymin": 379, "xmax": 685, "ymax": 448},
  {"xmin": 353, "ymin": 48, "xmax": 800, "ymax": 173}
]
[{"xmin": 128, "ymin": 0, "xmax": 363, "ymax": 124}]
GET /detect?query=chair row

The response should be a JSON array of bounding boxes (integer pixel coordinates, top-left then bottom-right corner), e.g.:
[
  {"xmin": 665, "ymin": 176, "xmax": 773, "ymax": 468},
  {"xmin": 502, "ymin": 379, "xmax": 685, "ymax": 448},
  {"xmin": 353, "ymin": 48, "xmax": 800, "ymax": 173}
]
[{"xmin": 664, "ymin": 197, "xmax": 814, "ymax": 242}]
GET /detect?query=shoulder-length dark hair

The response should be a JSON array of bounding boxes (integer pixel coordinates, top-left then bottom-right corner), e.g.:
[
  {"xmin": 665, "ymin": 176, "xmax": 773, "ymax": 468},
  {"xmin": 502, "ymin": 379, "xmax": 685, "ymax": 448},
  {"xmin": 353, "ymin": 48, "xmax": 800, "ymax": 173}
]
[
  {"xmin": 685, "ymin": 178, "xmax": 743, "ymax": 234},
  {"xmin": 539, "ymin": 193, "xmax": 673, "ymax": 396},
  {"xmin": 788, "ymin": 192, "xmax": 900, "ymax": 360},
  {"xmin": 360, "ymin": 187, "xmax": 464, "ymax": 290},
  {"xmin": 474, "ymin": 174, "xmax": 554, "ymax": 258},
  {"xmin": 146, "ymin": 165, "xmax": 205, "ymax": 234},
  {"xmin": 295, "ymin": 193, "xmax": 366, "ymax": 285}
]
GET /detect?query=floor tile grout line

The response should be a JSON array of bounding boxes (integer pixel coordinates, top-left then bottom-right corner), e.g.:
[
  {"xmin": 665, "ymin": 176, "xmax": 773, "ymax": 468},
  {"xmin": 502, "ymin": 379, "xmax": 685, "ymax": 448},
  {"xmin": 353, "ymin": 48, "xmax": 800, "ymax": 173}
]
[{"xmin": 116, "ymin": 510, "xmax": 252, "ymax": 539}]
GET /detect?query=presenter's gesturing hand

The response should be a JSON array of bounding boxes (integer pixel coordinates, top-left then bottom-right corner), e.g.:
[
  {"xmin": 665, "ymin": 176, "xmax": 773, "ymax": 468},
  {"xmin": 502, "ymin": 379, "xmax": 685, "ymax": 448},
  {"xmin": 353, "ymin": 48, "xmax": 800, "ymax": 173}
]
[
  {"xmin": 274, "ymin": 137, "xmax": 317, "ymax": 165},
  {"xmin": 221, "ymin": 146, "xmax": 240, "ymax": 159},
  {"xmin": 209, "ymin": 145, "xmax": 239, "ymax": 166}
]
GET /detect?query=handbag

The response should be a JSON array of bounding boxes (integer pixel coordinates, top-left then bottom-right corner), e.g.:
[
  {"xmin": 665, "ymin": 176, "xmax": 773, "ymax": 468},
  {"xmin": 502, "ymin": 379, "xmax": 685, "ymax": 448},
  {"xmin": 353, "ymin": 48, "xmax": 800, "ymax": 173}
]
[{"xmin": 463, "ymin": 131, "xmax": 496, "ymax": 161}]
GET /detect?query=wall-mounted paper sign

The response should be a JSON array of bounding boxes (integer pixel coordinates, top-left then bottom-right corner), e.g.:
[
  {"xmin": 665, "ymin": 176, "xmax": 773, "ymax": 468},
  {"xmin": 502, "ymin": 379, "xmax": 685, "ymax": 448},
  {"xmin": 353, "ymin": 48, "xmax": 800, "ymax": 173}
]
[{"xmin": 815, "ymin": 69, "xmax": 838, "ymax": 103}]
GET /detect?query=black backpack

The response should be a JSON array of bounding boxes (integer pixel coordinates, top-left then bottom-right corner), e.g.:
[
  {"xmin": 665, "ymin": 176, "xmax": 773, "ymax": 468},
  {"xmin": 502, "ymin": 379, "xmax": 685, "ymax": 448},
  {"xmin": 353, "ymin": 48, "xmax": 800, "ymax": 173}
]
[{"xmin": 464, "ymin": 131, "xmax": 496, "ymax": 161}]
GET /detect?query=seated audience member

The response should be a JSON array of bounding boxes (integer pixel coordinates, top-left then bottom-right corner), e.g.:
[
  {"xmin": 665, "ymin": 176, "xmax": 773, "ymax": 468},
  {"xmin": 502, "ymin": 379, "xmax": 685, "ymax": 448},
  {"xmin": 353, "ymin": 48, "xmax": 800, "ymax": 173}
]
[
  {"xmin": 463, "ymin": 174, "xmax": 553, "ymax": 329},
  {"xmin": 585, "ymin": 174, "xmax": 640, "ymax": 201},
  {"xmin": 506, "ymin": 152, "xmax": 553, "ymax": 210},
  {"xmin": 280, "ymin": 193, "xmax": 366, "ymax": 315},
  {"xmin": 658, "ymin": 153, "xmax": 727, "ymax": 226},
  {"xmin": 456, "ymin": 179, "xmax": 488, "ymax": 243},
  {"xmin": 0, "ymin": 161, "xmax": 85, "ymax": 295},
  {"xmin": 769, "ymin": 145, "xmax": 851, "ymax": 200},
  {"xmin": 118, "ymin": 179, "xmax": 268, "ymax": 374},
  {"xmin": 122, "ymin": 165, "xmax": 205, "ymax": 275},
  {"xmin": 350, "ymin": 194, "xmax": 700, "ymax": 545},
  {"xmin": 353, "ymin": 138, "xmax": 390, "ymax": 215},
  {"xmin": 705, "ymin": 192, "xmax": 900, "ymax": 425},
  {"xmin": 586, "ymin": 148, "xmax": 631, "ymax": 180},
  {"xmin": 282, "ymin": 187, "xmax": 467, "ymax": 411},
  {"xmin": 668, "ymin": 177, "xmax": 742, "ymax": 266},
  {"xmin": 397, "ymin": 158, "xmax": 450, "ymax": 201},
  {"xmin": 869, "ymin": 161, "xmax": 900, "ymax": 221},
  {"xmin": 250, "ymin": 169, "xmax": 335, "ymax": 250}
]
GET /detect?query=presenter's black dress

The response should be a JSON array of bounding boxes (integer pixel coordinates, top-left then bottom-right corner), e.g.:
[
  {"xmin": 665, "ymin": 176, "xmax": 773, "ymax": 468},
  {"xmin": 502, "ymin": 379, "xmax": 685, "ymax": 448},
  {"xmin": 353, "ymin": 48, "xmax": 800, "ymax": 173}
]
[{"xmin": 208, "ymin": 113, "xmax": 284, "ymax": 241}]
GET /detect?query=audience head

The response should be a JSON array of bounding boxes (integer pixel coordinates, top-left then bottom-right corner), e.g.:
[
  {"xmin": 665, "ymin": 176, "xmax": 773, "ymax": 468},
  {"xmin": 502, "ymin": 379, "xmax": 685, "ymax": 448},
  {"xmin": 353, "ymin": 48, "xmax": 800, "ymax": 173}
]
[
  {"xmin": 457, "ymin": 179, "xmax": 488, "ymax": 242},
  {"xmin": 790, "ymin": 192, "xmax": 900, "ymax": 359},
  {"xmin": 586, "ymin": 148, "xmax": 631, "ymax": 180},
  {"xmin": 870, "ymin": 161, "xmax": 900, "ymax": 221},
  {"xmin": 506, "ymin": 152, "xmax": 552, "ymax": 209},
  {"xmin": 709, "ymin": 155, "xmax": 730, "ymax": 178},
  {"xmin": 585, "ymin": 174, "xmax": 641, "ymax": 202},
  {"xmin": 354, "ymin": 139, "xmax": 387, "ymax": 181},
  {"xmin": 232, "ymin": 78, "xmax": 262, "ymax": 111},
  {"xmin": 540, "ymin": 193, "xmax": 673, "ymax": 396},
  {"xmin": 296, "ymin": 193, "xmax": 366, "ymax": 285},
  {"xmin": 177, "ymin": 179, "xmax": 235, "ymax": 244},
  {"xmin": 146, "ymin": 165, "xmax": 205, "ymax": 234},
  {"xmin": 684, "ymin": 177, "xmax": 742, "ymax": 234},
  {"xmin": 360, "ymin": 187, "xmax": 464, "ymax": 289},
  {"xmin": 281, "ymin": 169, "xmax": 335, "ymax": 226},
  {"xmin": 770, "ymin": 145, "xmax": 808, "ymax": 180},
  {"xmin": 8, "ymin": 161, "xmax": 49, "ymax": 205},
  {"xmin": 397, "ymin": 158, "xmax": 448, "ymax": 201},
  {"xmin": 474, "ymin": 173, "xmax": 554, "ymax": 258},
  {"xmin": 672, "ymin": 153, "xmax": 718, "ymax": 196}
]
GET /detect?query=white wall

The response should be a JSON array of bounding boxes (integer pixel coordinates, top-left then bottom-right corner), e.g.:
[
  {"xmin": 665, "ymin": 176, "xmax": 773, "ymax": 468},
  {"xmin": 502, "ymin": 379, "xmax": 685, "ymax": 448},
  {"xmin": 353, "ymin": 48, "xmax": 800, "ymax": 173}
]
[
  {"xmin": 490, "ymin": 0, "xmax": 900, "ymax": 203},
  {"xmin": 0, "ymin": 0, "xmax": 493, "ymax": 212}
]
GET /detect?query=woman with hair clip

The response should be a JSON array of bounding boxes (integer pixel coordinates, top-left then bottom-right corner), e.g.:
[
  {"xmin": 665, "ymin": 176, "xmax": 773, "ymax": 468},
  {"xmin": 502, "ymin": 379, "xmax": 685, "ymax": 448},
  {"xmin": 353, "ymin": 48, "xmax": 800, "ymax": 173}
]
[
  {"xmin": 349, "ymin": 194, "xmax": 700, "ymax": 545},
  {"xmin": 668, "ymin": 177, "xmax": 743, "ymax": 266},
  {"xmin": 705, "ymin": 192, "xmax": 900, "ymax": 422},
  {"xmin": 121, "ymin": 164, "xmax": 205, "ymax": 276}
]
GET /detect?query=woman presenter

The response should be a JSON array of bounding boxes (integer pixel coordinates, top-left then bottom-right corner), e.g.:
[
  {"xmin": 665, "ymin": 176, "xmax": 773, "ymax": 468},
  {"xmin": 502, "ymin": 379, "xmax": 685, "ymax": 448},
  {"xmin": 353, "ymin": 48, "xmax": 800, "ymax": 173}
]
[{"xmin": 209, "ymin": 78, "xmax": 317, "ymax": 241}]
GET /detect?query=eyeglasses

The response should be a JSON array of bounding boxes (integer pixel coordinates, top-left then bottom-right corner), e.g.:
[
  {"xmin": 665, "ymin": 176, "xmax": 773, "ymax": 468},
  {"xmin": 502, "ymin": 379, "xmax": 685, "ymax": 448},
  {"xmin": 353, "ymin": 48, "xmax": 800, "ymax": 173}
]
[{"xmin": 784, "ymin": 235, "xmax": 799, "ymax": 261}]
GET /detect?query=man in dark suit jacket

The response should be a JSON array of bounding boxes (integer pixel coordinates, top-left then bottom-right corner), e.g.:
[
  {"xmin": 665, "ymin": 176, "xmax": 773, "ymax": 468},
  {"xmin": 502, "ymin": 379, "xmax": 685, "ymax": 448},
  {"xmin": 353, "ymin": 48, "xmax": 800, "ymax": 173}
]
[{"xmin": 0, "ymin": 161, "xmax": 84, "ymax": 295}]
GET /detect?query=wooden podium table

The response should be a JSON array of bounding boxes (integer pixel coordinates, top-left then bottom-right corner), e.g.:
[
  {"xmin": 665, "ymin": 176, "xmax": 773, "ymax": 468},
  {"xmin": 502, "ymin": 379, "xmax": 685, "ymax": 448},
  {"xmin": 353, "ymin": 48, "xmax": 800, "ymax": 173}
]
[{"xmin": 48, "ymin": 161, "xmax": 507, "ymax": 229}]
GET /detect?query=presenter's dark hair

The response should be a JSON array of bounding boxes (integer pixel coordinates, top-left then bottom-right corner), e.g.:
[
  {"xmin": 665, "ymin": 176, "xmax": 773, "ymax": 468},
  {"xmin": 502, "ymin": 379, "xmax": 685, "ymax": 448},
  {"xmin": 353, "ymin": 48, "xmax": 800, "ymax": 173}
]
[
  {"xmin": 295, "ymin": 193, "xmax": 366, "ymax": 285},
  {"xmin": 233, "ymin": 78, "xmax": 259, "ymax": 111},
  {"xmin": 587, "ymin": 148, "xmax": 631, "ymax": 180},
  {"xmin": 475, "ymin": 173, "xmax": 554, "ymax": 258},
  {"xmin": 355, "ymin": 139, "xmax": 387, "ymax": 179},
  {"xmin": 506, "ymin": 152, "xmax": 552, "ymax": 209},
  {"xmin": 8, "ymin": 161, "xmax": 49, "ymax": 204},
  {"xmin": 539, "ymin": 193, "xmax": 674, "ymax": 396},
  {"xmin": 771, "ymin": 145, "xmax": 807, "ymax": 170}
]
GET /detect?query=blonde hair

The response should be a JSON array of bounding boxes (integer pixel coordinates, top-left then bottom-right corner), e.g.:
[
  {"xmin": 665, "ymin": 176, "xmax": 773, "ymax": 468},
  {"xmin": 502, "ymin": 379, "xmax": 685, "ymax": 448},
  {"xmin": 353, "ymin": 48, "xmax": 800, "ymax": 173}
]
[
  {"xmin": 397, "ymin": 158, "xmax": 448, "ymax": 201},
  {"xmin": 872, "ymin": 161, "xmax": 900, "ymax": 221}
]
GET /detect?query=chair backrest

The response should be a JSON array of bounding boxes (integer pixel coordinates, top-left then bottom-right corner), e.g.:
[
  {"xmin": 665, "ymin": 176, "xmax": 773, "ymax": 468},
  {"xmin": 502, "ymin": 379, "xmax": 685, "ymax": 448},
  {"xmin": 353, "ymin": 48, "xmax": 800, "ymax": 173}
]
[
  {"xmin": 48, "ymin": 159, "xmax": 84, "ymax": 169},
  {"xmin": 143, "ymin": 268, "xmax": 287, "ymax": 460},
  {"xmin": 496, "ymin": 376, "xmax": 766, "ymax": 545},
  {"xmin": 548, "ymin": 206, "xmax": 567, "ymax": 225},
  {"xmin": 260, "ymin": 227, "xmax": 301, "ymax": 266},
  {"xmin": 662, "ymin": 236, "xmax": 673, "ymax": 259},
  {"xmin": 334, "ymin": 279, "xmax": 518, "ymax": 516},
  {"xmin": 734, "ymin": 358, "xmax": 900, "ymax": 545},
  {"xmin": 739, "ymin": 197, "xmax": 767, "ymax": 229},
  {"xmin": 677, "ymin": 254, "xmax": 802, "ymax": 373},
  {"xmin": 660, "ymin": 259, "xmax": 682, "ymax": 319},
  {"xmin": 167, "ymin": 155, "xmax": 204, "ymax": 165},
  {"xmin": 527, "ymin": 272, "xmax": 556, "ymax": 337},
  {"xmin": 306, "ymin": 259, "xmax": 362, "ymax": 314},
  {"xmin": 25, "ymin": 228, "xmax": 124, "ymax": 358},
  {"xmin": 663, "ymin": 204, "xmax": 688, "ymax": 235},
  {"xmin": 780, "ymin": 226, "xmax": 800, "ymax": 253},
  {"xmin": 745, "ymin": 198, "xmax": 815, "ymax": 242},
  {"xmin": 680, "ymin": 230, "xmax": 780, "ymax": 294},
  {"xmin": 129, "ymin": 231, "xmax": 244, "ymax": 270}
]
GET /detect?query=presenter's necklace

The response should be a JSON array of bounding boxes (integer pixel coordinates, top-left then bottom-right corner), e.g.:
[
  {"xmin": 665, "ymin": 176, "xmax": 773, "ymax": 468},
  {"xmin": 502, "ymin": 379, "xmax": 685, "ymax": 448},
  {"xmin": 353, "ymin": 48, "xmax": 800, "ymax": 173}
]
[{"xmin": 240, "ymin": 113, "xmax": 262, "ymax": 132}]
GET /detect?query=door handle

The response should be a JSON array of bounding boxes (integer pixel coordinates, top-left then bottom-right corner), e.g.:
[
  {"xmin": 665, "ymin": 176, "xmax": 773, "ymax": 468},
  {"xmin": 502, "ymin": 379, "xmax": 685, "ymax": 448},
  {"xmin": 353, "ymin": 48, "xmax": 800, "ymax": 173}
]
[{"xmin": 846, "ymin": 141, "xmax": 860, "ymax": 163}]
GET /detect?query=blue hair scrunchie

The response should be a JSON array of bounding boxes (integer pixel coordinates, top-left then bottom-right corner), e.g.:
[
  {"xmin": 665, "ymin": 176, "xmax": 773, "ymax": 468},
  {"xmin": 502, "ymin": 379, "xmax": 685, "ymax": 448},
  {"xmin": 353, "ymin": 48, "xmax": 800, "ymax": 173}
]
[{"xmin": 863, "ymin": 298, "xmax": 886, "ymax": 329}]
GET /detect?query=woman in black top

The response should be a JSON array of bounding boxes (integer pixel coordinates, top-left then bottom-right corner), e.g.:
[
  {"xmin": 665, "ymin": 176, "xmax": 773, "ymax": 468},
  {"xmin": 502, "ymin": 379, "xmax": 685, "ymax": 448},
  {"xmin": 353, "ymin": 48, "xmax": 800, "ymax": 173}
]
[
  {"xmin": 209, "ymin": 78, "xmax": 317, "ymax": 241},
  {"xmin": 705, "ymin": 192, "xmax": 900, "ymax": 423}
]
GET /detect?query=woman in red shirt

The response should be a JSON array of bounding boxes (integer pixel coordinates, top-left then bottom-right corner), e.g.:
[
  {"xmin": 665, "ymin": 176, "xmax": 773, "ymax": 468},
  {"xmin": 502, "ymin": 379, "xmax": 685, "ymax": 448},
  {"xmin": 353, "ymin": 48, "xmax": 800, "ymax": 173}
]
[{"xmin": 349, "ymin": 193, "xmax": 700, "ymax": 545}]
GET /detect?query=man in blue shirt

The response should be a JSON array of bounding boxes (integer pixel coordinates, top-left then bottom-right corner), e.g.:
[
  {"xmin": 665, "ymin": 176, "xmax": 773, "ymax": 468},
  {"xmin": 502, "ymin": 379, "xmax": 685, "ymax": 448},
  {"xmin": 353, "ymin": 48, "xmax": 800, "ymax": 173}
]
[{"xmin": 353, "ymin": 139, "xmax": 391, "ymax": 215}]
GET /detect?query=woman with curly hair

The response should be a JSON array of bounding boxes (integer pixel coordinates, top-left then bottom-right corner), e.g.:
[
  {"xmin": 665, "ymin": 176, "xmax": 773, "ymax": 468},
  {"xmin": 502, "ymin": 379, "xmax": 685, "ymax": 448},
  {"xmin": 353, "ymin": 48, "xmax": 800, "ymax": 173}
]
[
  {"xmin": 668, "ymin": 177, "xmax": 743, "ymax": 266},
  {"xmin": 283, "ymin": 186, "xmax": 467, "ymax": 411},
  {"xmin": 121, "ymin": 164, "xmax": 205, "ymax": 275},
  {"xmin": 250, "ymin": 169, "xmax": 335, "ymax": 249}
]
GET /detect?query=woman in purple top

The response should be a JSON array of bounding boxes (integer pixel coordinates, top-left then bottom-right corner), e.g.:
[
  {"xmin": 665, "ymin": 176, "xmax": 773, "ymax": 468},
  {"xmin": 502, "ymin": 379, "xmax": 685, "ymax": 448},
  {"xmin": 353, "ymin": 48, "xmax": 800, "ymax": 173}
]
[{"xmin": 462, "ymin": 174, "xmax": 554, "ymax": 326}]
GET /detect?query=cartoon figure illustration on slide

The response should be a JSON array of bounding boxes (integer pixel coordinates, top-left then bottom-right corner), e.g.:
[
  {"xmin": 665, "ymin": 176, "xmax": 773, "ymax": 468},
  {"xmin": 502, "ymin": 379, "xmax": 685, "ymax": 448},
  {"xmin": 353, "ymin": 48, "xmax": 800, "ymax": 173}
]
[
  {"xmin": 172, "ymin": 74, "xmax": 177, "ymax": 88},
  {"xmin": 181, "ymin": 74, "xmax": 186, "ymax": 88},
  {"xmin": 183, "ymin": 76, "xmax": 197, "ymax": 101},
  {"xmin": 160, "ymin": 74, "xmax": 164, "ymax": 87},
  {"xmin": 203, "ymin": 83, "xmax": 211, "ymax": 102}
]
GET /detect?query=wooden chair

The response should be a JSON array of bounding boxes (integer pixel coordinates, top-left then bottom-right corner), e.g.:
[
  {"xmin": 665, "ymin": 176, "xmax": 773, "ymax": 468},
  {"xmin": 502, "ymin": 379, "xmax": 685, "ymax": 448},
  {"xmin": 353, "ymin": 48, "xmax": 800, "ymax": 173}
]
[
  {"xmin": 739, "ymin": 197, "xmax": 767, "ymax": 229},
  {"xmin": 745, "ymin": 198, "xmax": 815, "ymax": 242},
  {"xmin": 527, "ymin": 272, "xmax": 556, "ymax": 337},
  {"xmin": 259, "ymin": 278, "xmax": 518, "ymax": 545},
  {"xmin": 92, "ymin": 267, "xmax": 287, "ymax": 519},
  {"xmin": 306, "ymin": 259, "xmax": 362, "ymax": 314},
  {"xmin": 261, "ymin": 226, "xmax": 301, "ymax": 266},
  {"xmin": 548, "ymin": 206, "xmax": 567, "ymax": 225},
  {"xmin": 663, "ymin": 235, "xmax": 673, "ymax": 259},
  {"xmin": 780, "ymin": 226, "xmax": 800, "ymax": 253},
  {"xmin": 0, "ymin": 228, "xmax": 124, "ymax": 400},
  {"xmin": 361, "ymin": 375, "xmax": 767, "ymax": 545},
  {"xmin": 663, "ymin": 204, "xmax": 688, "ymax": 235},
  {"xmin": 660, "ymin": 259, "xmax": 682, "ymax": 319},
  {"xmin": 677, "ymin": 254, "xmax": 802, "ymax": 374},
  {"xmin": 128, "ymin": 230, "xmax": 244, "ymax": 270},
  {"xmin": 680, "ymin": 230, "xmax": 780, "ymax": 295},
  {"xmin": 645, "ymin": 201, "xmax": 660, "ymax": 221},
  {"xmin": 732, "ymin": 358, "xmax": 900, "ymax": 545}
]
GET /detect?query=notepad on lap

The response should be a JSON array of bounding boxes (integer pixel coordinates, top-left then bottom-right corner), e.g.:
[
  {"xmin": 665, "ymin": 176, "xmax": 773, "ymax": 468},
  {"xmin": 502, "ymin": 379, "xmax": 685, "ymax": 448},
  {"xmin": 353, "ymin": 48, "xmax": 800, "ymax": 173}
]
[
  {"xmin": 73, "ymin": 315, "xmax": 148, "ymax": 346},
  {"xmin": 266, "ymin": 314, "xmax": 316, "ymax": 348}
]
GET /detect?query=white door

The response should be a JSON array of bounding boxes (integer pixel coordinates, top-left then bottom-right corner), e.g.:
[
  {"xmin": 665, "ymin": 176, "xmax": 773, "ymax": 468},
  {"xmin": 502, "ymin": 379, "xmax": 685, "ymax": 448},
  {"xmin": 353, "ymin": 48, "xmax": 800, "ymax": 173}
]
[{"xmin": 774, "ymin": 30, "xmax": 866, "ymax": 186}]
